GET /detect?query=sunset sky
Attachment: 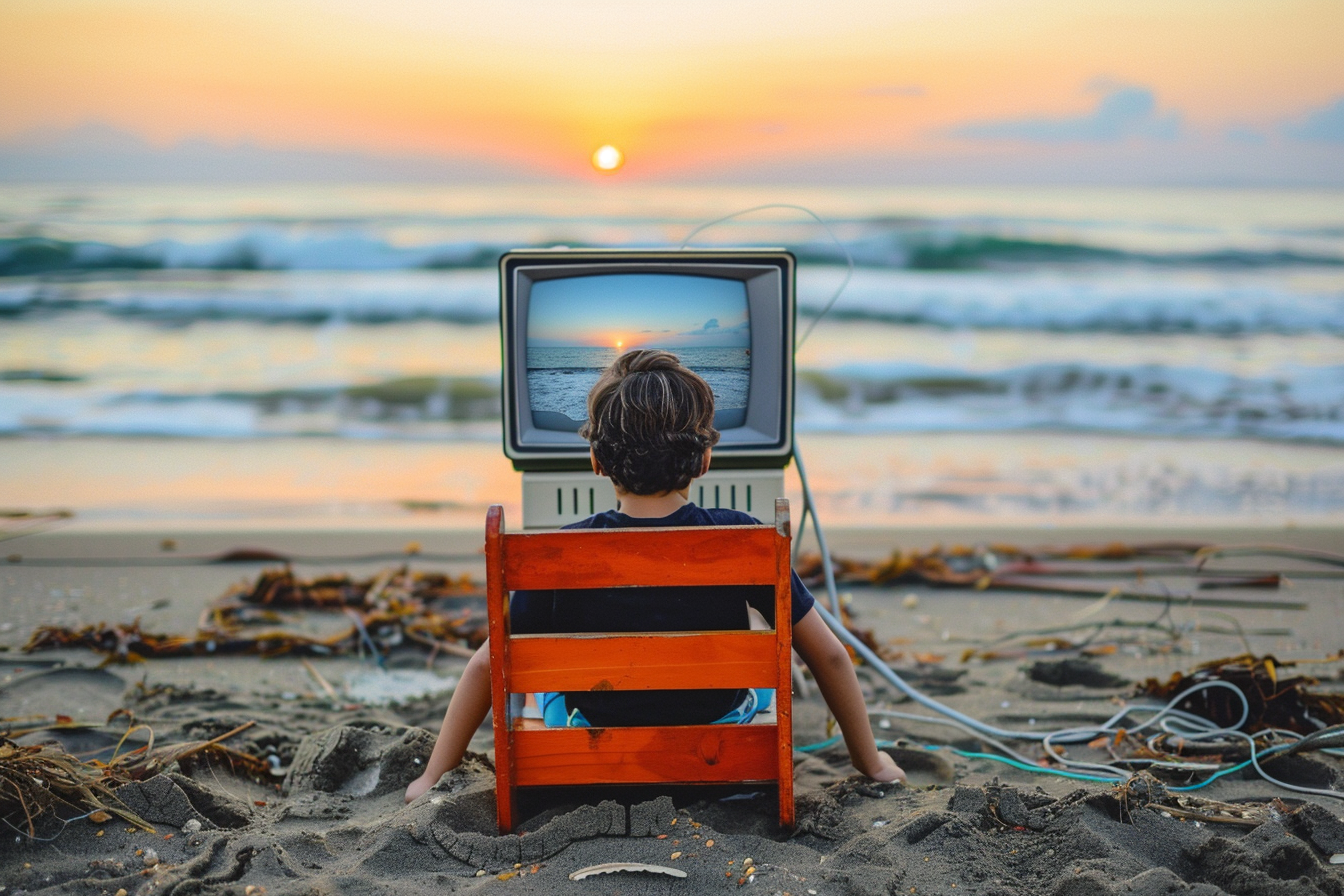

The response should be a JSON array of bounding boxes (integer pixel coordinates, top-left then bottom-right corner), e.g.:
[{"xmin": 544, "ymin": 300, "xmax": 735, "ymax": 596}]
[
  {"xmin": 528, "ymin": 274, "xmax": 750, "ymax": 349},
  {"xmin": 2, "ymin": 0, "xmax": 1342, "ymax": 183}
]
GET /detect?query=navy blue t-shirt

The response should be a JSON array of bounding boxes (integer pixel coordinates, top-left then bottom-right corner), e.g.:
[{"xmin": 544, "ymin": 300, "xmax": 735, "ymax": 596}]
[{"xmin": 510, "ymin": 503, "xmax": 815, "ymax": 726}]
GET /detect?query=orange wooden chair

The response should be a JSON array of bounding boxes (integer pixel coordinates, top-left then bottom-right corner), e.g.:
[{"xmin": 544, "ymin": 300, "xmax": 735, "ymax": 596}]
[{"xmin": 485, "ymin": 498, "xmax": 795, "ymax": 833}]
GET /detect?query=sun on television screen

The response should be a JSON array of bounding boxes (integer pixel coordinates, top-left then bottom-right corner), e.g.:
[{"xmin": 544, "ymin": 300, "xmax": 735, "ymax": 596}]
[{"xmin": 500, "ymin": 249, "xmax": 795, "ymax": 472}]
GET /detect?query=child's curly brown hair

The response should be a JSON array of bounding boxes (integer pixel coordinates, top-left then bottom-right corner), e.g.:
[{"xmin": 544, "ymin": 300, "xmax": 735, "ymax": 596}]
[{"xmin": 578, "ymin": 349, "xmax": 721, "ymax": 496}]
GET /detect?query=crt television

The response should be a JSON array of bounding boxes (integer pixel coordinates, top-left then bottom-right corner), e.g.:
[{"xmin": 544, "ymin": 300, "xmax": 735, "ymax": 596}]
[
  {"xmin": 500, "ymin": 248, "xmax": 796, "ymax": 471},
  {"xmin": 500, "ymin": 249, "xmax": 796, "ymax": 526}
]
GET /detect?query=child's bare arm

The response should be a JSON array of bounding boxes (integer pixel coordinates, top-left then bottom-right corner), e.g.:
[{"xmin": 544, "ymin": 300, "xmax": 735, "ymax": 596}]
[
  {"xmin": 404, "ymin": 640, "xmax": 494, "ymax": 802},
  {"xmin": 791, "ymin": 609, "xmax": 906, "ymax": 783}
]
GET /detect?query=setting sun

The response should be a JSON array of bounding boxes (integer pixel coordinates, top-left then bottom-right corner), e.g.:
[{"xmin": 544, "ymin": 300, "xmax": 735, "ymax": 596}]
[{"xmin": 592, "ymin": 144, "xmax": 624, "ymax": 173}]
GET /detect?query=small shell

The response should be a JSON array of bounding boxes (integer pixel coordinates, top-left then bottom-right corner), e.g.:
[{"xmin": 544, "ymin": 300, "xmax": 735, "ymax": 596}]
[{"xmin": 569, "ymin": 863, "xmax": 687, "ymax": 881}]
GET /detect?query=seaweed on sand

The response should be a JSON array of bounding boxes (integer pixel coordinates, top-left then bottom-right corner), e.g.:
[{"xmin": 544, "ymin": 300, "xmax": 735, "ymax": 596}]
[
  {"xmin": 22, "ymin": 565, "xmax": 488, "ymax": 664},
  {"xmin": 0, "ymin": 720, "xmax": 268, "ymax": 839},
  {"xmin": 1137, "ymin": 653, "xmax": 1344, "ymax": 735},
  {"xmin": 0, "ymin": 736, "xmax": 153, "ymax": 837}
]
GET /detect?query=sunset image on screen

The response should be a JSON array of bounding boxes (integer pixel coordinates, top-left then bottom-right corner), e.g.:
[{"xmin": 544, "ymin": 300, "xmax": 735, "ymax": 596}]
[{"xmin": 524, "ymin": 273, "xmax": 750, "ymax": 430}]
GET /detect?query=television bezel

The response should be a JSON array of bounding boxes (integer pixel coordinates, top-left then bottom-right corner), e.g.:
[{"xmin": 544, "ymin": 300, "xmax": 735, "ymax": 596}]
[{"xmin": 500, "ymin": 248, "xmax": 796, "ymax": 472}]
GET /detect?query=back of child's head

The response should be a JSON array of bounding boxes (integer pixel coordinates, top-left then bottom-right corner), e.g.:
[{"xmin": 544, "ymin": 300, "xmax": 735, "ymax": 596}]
[{"xmin": 579, "ymin": 349, "xmax": 720, "ymax": 495}]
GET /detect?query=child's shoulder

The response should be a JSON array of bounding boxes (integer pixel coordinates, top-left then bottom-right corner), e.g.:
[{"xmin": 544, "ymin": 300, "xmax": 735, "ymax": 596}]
[
  {"xmin": 564, "ymin": 504, "xmax": 760, "ymax": 530},
  {"xmin": 686, "ymin": 505, "xmax": 760, "ymax": 526},
  {"xmin": 662, "ymin": 504, "xmax": 762, "ymax": 529}
]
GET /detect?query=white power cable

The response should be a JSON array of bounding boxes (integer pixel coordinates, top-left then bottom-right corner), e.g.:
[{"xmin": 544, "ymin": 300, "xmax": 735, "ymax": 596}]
[
  {"xmin": 796, "ymin": 441, "xmax": 1342, "ymax": 798},
  {"xmin": 678, "ymin": 202, "xmax": 854, "ymax": 348}
]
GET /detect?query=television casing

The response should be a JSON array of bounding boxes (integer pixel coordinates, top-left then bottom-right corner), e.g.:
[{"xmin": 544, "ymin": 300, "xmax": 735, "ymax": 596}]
[{"xmin": 499, "ymin": 248, "xmax": 796, "ymax": 527}]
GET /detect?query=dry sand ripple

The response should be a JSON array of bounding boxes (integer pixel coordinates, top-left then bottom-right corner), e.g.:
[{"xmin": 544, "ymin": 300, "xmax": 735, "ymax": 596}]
[{"xmin": 3, "ymin": 715, "xmax": 1342, "ymax": 895}]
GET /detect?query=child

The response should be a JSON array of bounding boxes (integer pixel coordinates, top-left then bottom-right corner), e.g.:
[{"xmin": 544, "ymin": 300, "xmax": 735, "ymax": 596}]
[{"xmin": 405, "ymin": 350, "xmax": 903, "ymax": 802}]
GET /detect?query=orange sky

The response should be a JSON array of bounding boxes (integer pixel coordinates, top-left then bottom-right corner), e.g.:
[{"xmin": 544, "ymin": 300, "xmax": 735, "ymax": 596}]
[{"xmin": 1, "ymin": 0, "xmax": 1342, "ymax": 181}]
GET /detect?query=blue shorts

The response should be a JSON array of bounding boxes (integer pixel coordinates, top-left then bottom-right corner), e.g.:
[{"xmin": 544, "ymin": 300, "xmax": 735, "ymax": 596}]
[{"xmin": 536, "ymin": 688, "xmax": 774, "ymax": 728}]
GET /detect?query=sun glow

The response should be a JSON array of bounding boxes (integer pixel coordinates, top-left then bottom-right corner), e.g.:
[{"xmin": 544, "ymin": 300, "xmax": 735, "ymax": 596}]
[{"xmin": 592, "ymin": 144, "xmax": 624, "ymax": 172}]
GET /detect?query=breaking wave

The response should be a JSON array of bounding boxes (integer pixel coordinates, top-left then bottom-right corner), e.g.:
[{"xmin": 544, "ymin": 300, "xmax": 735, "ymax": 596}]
[
  {"xmin": 3, "ymin": 226, "xmax": 1340, "ymax": 277},
  {"xmin": 4, "ymin": 362, "xmax": 1342, "ymax": 443},
  {"xmin": 2, "ymin": 263, "xmax": 1341, "ymax": 335},
  {"xmin": 795, "ymin": 362, "xmax": 1344, "ymax": 444}
]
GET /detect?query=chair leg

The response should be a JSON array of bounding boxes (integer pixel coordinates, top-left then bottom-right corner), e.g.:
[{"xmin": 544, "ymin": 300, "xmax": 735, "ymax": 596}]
[{"xmin": 496, "ymin": 780, "xmax": 516, "ymax": 834}]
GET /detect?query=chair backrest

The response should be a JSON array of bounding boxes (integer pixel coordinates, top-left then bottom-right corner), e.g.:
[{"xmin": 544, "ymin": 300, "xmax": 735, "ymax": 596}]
[{"xmin": 485, "ymin": 498, "xmax": 795, "ymax": 833}]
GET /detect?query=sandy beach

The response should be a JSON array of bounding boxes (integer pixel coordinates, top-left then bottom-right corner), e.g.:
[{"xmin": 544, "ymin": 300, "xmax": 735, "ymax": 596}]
[
  {"xmin": 2, "ymin": 520, "xmax": 1342, "ymax": 896},
  {"xmin": 4, "ymin": 0, "xmax": 1344, "ymax": 889}
]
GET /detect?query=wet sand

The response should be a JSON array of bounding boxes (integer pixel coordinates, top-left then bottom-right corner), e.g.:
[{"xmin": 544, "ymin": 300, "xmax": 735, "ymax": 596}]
[{"xmin": 2, "ymin": 523, "xmax": 1342, "ymax": 895}]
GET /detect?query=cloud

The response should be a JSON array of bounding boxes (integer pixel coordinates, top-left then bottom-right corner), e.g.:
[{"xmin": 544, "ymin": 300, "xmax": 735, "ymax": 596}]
[
  {"xmin": 682, "ymin": 318, "xmax": 720, "ymax": 335},
  {"xmin": 1282, "ymin": 97, "xmax": 1344, "ymax": 143},
  {"xmin": 681, "ymin": 318, "xmax": 747, "ymax": 337},
  {"xmin": 0, "ymin": 121, "xmax": 529, "ymax": 183},
  {"xmin": 858, "ymin": 84, "xmax": 925, "ymax": 98},
  {"xmin": 949, "ymin": 83, "xmax": 1181, "ymax": 143},
  {"xmin": 1224, "ymin": 125, "xmax": 1267, "ymax": 146}
]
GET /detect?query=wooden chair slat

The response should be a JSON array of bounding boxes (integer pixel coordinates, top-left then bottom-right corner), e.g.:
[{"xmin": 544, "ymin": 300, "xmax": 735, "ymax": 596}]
[
  {"xmin": 501, "ymin": 525, "xmax": 779, "ymax": 589},
  {"xmin": 511, "ymin": 726, "xmax": 778, "ymax": 785},
  {"xmin": 507, "ymin": 632, "xmax": 778, "ymax": 691}
]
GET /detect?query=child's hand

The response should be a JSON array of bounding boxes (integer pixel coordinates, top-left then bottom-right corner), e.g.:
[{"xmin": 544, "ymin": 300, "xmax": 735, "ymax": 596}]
[
  {"xmin": 861, "ymin": 751, "xmax": 907, "ymax": 784},
  {"xmin": 404, "ymin": 772, "xmax": 437, "ymax": 803}
]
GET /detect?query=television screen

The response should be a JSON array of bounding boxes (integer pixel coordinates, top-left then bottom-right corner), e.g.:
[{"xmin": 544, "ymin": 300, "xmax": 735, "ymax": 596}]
[
  {"xmin": 501, "ymin": 249, "xmax": 794, "ymax": 472},
  {"xmin": 526, "ymin": 273, "xmax": 751, "ymax": 432}
]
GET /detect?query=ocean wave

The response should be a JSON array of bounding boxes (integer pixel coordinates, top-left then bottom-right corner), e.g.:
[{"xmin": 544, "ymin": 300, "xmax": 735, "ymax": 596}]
[
  {"xmin": 793, "ymin": 234, "xmax": 1344, "ymax": 271},
  {"xmin": 0, "ymin": 269, "xmax": 499, "ymax": 324},
  {"xmin": 0, "ymin": 233, "xmax": 514, "ymax": 277},
  {"xmin": 798, "ymin": 269, "xmax": 1344, "ymax": 335},
  {"xmin": 3, "ymin": 224, "xmax": 1342, "ymax": 279},
  {"xmin": 795, "ymin": 362, "xmax": 1344, "ymax": 443},
  {"xmin": 3, "ymin": 363, "xmax": 1341, "ymax": 444},
  {"xmin": 0, "ymin": 375, "xmax": 503, "ymax": 439},
  {"xmin": 2, "ymin": 266, "xmax": 1340, "ymax": 336}
]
